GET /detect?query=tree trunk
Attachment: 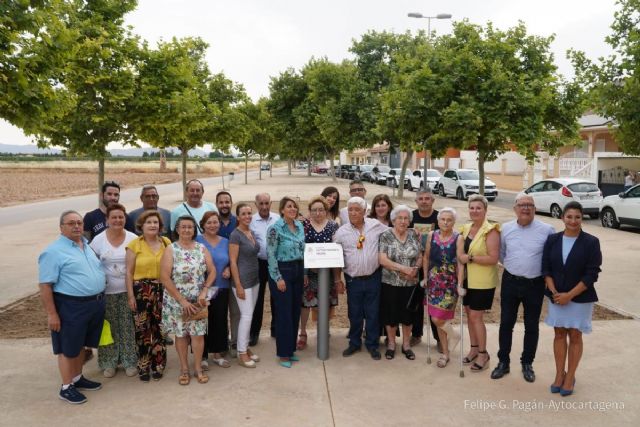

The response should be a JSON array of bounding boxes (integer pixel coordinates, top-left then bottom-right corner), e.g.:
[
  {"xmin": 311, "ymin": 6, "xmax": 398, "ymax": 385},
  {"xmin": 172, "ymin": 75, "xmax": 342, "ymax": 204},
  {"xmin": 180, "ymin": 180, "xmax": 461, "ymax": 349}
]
[
  {"xmin": 329, "ymin": 153, "xmax": 337, "ymax": 182},
  {"xmin": 181, "ymin": 149, "xmax": 188, "ymax": 201},
  {"xmin": 307, "ymin": 154, "xmax": 312, "ymax": 177},
  {"xmin": 270, "ymin": 160, "xmax": 273, "ymax": 177},
  {"xmin": 244, "ymin": 154, "xmax": 248, "ymax": 184},
  {"xmin": 423, "ymin": 147, "xmax": 431, "ymax": 191},
  {"xmin": 259, "ymin": 154, "xmax": 263, "ymax": 180},
  {"xmin": 221, "ymin": 156, "xmax": 225, "ymax": 190},
  {"xmin": 288, "ymin": 159, "xmax": 292, "ymax": 175},
  {"xmin": 478, "ymin": 150, "xmax": 486, "ymax": 195},
  {"xmin": 398, "ymin": 149, "xmax": 413, "ymax": 198},
  {"xmin": 97, "ymin": 157, "xmax": 105, "ymax": 208}
]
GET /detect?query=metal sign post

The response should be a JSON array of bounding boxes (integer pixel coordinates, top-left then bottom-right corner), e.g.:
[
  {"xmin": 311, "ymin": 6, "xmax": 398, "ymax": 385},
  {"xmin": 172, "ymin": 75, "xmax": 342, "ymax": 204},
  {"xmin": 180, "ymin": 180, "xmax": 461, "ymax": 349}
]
[{"xmin": 304, "ymin": 243, "xmax": 344, "ymax": 361}]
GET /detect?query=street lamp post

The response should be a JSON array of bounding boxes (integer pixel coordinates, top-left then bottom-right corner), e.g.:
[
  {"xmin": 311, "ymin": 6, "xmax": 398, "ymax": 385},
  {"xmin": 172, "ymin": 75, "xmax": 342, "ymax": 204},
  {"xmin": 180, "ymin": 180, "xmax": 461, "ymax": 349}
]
[{"xmin": 408, "ymin": 12, "xmax": 452, "ymax": 189}]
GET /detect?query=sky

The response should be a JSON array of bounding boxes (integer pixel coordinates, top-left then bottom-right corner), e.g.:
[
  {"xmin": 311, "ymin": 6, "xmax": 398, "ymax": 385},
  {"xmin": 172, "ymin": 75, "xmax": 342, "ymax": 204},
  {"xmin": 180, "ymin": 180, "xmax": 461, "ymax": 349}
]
[{"xmin": 1, "ymin": 0, "xmax": 619, "ymax": 147}]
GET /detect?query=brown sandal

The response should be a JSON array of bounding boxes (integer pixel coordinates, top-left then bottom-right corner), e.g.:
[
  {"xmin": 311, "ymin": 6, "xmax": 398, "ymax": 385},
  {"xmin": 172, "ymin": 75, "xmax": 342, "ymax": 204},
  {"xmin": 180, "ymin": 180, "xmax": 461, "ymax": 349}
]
[
  {"xmin": 178, "ymin": 370, "xmax": 190, "ymax": 386},
  {"xmin": 296, "ymin": 333, "xmax": 307, "ymax": 351},
  {"xmin": 195, "ymin": 371, "xmax": 209, "ymax": 384}
]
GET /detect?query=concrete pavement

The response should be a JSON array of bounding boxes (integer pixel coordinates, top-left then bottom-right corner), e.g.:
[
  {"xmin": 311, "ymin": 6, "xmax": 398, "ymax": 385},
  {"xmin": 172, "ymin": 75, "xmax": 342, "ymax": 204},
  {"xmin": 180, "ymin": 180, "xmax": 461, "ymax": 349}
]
[{"xmin": 0, "ymin": 169, "xmax": 638, "ymax": 426}]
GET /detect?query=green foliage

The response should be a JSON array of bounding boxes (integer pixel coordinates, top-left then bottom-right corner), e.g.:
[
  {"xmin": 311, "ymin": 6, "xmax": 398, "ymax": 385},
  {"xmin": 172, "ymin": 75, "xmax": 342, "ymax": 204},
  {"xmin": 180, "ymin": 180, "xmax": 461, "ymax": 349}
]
[
  {"xmin": 0, "ymin": 0, "xmax": 77, "ymax": 133},
  {"xmin": 570, "ymin": 0, "xmax": 640, "ymax": 155}
]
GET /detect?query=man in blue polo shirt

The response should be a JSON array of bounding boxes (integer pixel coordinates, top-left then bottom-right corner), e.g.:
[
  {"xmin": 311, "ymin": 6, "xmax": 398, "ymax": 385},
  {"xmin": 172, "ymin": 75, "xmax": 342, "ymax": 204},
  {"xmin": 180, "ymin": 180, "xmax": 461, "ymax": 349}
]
[
  {"xmin": 216, "ymin": 190, "xmax": 237, "ymax": 238},
  {"xmin": 39, "ymin": 210, "xmax": 107, "ymax": 404}
]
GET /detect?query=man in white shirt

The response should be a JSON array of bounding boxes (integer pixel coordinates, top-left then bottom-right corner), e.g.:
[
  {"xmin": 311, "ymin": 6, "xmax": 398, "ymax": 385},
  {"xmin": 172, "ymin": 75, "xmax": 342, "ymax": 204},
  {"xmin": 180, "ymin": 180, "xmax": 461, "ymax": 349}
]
[
  {"xmin": 249, "ymin": 193, "xmax": 280, "ymax": 346},
  {"xmin": 170, "ymin": 179, "xmax": 217, "ymax": 234},
  {"xmin": 334, "ymin": 196, "xmax": 387, "ymax": 360}
]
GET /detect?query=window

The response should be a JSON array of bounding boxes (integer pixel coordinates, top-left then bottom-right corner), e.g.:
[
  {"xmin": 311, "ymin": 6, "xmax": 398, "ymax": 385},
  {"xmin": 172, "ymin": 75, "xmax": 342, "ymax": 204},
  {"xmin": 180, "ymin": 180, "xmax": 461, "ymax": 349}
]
[{"xmin": 567, "ymin": 182, "xmax": 599, "ymax": 193}]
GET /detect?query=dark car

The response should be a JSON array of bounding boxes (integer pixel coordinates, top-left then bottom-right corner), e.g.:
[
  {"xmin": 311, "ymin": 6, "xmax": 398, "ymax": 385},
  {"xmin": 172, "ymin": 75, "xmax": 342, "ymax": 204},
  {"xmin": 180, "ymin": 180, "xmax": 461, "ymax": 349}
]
[
  {"xmin": 357, "ymin": 164, "xmax": 375, "ymax": 182},
  {"xmin": 260, "ymin": 163, "xmax": 271, "ymax": 171},
  {"xmin": 338, "ymin": 164, "xmax": 357, "ymax": 179}
]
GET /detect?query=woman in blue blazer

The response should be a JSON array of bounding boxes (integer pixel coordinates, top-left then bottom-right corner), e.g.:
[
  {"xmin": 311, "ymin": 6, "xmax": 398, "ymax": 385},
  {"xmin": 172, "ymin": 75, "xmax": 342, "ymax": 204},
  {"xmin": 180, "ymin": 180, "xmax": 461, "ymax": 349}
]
[{"xmin": 542, "ymin": 201, "xmax": 602, "ymax": 397}]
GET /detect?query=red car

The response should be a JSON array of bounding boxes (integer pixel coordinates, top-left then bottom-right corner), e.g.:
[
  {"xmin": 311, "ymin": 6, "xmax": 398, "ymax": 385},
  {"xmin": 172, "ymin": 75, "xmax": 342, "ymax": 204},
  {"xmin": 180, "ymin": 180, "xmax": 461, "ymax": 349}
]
[{"xmin": 312, "ymin": 165, "xmax": 328, "ymax": 174}]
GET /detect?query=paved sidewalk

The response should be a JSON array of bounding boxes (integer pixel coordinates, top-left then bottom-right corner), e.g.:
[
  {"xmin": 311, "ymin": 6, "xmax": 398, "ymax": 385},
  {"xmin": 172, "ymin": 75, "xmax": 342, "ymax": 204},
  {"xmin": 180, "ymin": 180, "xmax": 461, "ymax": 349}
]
[{"xmin": 0, "ymin": 322, "xmax": 637, "ymax": 426}]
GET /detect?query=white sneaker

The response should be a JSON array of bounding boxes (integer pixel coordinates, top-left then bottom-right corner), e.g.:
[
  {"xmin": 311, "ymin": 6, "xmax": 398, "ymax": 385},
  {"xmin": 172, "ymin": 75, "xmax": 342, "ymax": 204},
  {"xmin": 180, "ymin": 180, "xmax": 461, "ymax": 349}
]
[
  {"xmin": 103, "ymin": 368, "xmax": 116, "ymax": 378},
  {"xmin": 125, "ymin": 367, "xmax": 138, "ymax": 377}
]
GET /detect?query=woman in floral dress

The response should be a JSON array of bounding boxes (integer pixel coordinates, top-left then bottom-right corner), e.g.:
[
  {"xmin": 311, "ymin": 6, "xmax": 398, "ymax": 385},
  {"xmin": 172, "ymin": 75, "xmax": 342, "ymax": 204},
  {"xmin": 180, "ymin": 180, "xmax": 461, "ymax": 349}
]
[
  {"xmin": 160, "ymin": 216, "xmax": 216, "ymax": 385},
  {"xmin": 423, "ymin": 207, "xmax": 464, "ymax": 368},
  {"xmin": 297, "ymin": 196, "xmax": 339, "ymax": 350}
]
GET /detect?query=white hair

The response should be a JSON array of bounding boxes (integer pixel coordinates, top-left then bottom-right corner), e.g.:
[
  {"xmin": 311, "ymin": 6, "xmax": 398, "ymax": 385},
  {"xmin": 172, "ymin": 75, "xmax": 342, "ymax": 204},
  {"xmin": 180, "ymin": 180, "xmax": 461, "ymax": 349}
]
[
  {"xmin": 390, "ymin": 204, "xmax": 413, "ymax": 222},
  {"xmin": 437, "ymin": 207, "xmax": 457, "ymax": 221},
  {"xmin": 347, "ymin": 196, "xmax": 366, "ymax": 210},
  {"xmin": 514, "ymin": 192, "xmax": 534, "ymax": 204}
]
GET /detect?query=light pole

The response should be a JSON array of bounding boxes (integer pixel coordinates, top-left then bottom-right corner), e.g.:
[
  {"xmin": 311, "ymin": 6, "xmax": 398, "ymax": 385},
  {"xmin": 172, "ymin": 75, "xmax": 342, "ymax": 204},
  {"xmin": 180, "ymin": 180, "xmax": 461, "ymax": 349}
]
[{"xmin": 408, "ymin": 12, "xmax": 452, "ymax": 189}]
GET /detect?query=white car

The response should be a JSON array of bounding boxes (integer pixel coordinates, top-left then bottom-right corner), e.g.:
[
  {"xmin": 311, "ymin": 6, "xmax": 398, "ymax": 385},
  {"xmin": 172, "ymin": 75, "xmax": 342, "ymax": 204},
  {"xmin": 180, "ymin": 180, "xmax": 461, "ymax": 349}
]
[
  {"xmin": 376, "ymin": 167, "xmax": 409, "ymax": 188},
  {"xmin": 599, "ymin": 184, "xmax": 640, "ymax": 229},
  {"xmin": 523, "ymin": 178, "xmax": 602, "ymax": 219},
  {"xmin": 408, "ymin": 169, "xmax": 442, "ymax": 191},
  {"xmin": 437, "ymin": 169, "xmax": 498, "ymax": 201}
]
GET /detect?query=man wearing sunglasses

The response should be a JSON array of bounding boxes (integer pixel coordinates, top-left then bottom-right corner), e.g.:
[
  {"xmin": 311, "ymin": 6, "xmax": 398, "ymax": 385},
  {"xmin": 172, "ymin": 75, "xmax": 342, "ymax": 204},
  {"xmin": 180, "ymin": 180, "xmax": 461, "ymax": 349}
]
[
  {"xmin": 83, "ymin": 181, "xmax": 135, "ymax": 241},
  {"xmin": 339, "ymin": 179, "xmax": 370, "ymax": 224}
]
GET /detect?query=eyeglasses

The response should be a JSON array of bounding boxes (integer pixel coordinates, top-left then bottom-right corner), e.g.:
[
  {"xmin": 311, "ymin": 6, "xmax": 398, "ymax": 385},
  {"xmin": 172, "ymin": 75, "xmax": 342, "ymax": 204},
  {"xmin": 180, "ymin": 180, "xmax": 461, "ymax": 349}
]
[
  {"xmin": 350, "ymin": 187, "xmax": 365, "ymax": 193},
  {"xmin": 357, "ymin": 234, "xmax": 365, "ymax": 250},
  {"xmin": 142, "ymin": 194, "xmax": 159, "ymax": 199},
  {"xmin": 63, "ymin": 221, "xmax": 83, "ymax": 227},
  {"xmin": 310, "ymin": 208, "xmax": 326, "ymax": 214},
  {"xmin": 516, "ymin": 204, "xmax": 535, "ymax": 209}
]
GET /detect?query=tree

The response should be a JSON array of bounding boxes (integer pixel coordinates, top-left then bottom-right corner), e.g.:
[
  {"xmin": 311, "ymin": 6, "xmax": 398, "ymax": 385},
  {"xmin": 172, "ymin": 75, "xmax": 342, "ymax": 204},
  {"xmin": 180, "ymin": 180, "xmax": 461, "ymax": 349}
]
[
  {"xmin": 31, "ymin": 0, "xmax": 140, "ymax": 198},
  {"xmin": 0, "ymin": 0, "xmax": 76, "ymax": 133},
  {"xmin": 570, "ymin": 0, "xmax": 640, "ymax": 154},
  {"xmin": 303, "ymin": 58, "xmax": 371, "ymax": 181},
  {"xmin": 351, "ymin": 31, "xmax": 430, "ymax": 196},
  {"xmin": 431, "ymin": 21, "xmax": 582, "ymax": 194},
  {"xmin": 130, "ymin": 37, "xmax": 215, "ymax": 199},
  {"xmin": 267, "ymin": 68, "xmax": 324, "ymax": 177}
]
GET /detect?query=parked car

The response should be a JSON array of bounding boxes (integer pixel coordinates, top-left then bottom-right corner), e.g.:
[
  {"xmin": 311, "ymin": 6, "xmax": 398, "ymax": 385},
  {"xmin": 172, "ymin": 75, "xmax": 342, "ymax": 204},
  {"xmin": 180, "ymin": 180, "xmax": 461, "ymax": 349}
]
[
  {"xmin": 408, "ymin": 169, "xmax": 442, "ymax": 191},
  {"xmin": 296, "ymin": 162, "xmax": 308, "ymax": 169},
  {"xmin": 372, "ymin": 165, "xmax": 390, "ymax": 184},
  {"xmin": 260, "ymin": 163, "xmax": 271, "ymax": 171},
  {"xmin": 599, "ymin": 184, "xmax": 640, "ymax": 229},
  {"xmin": 311, "ymin": 164, "xmax": 328, "ymax": 174},
  {"xmin": 337, "ymin": 164, "xmax": 357, "ymax": 179},
  {"xmin": 357, "ymin": 165, "xmax": 376, "ymax": 182},
  {"xmin": 438, "ymin": 169, "xmax": 498, "ymax": 201},
  {"xmin": 376, "ymin": 168, "xmax": 410, "ymax": 188},
  {"xmin": 523, "ymin": 178, "xmax": 602, "ymax": 219}
]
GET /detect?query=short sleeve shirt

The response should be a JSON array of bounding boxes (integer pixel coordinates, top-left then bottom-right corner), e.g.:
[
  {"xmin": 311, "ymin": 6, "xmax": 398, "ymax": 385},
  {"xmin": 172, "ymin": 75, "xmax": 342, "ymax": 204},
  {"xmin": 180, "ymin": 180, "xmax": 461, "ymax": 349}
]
[
  {"xmin": 379, "ymin": 229, "xmax": 423, "ymax": 287},
  {"xmin": 229, "ymin": 229, "xmax": 260, "ymax": 289},
  {"xmin": 90, "ymin": 231, "xmax": 137, "ymax": 294},
  {"xmin": 126, "ymin": 236, "xmax": 171, "ymax": 280},
  {"xmin": 83, "ymin": 208, "xmax": 135, "ymax": 241},
  {"xmin": 38, "ymin": 236, "xmax": 106, "ymax": 296}
]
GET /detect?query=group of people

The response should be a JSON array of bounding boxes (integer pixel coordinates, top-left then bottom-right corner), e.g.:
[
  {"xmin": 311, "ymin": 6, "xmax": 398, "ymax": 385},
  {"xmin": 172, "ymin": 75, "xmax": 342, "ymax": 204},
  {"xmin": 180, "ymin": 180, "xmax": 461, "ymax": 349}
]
[{"xmin": 39, "ymin": 177, "xmax": 602, "ymax": 405}]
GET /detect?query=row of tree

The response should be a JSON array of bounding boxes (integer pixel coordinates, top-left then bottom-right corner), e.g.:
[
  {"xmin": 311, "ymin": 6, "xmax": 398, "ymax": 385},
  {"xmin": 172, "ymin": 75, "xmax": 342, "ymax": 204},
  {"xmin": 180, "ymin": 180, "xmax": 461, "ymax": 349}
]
[{"xmin": 2, "ymin": 0, "xmax": 639, "ymax": 199}]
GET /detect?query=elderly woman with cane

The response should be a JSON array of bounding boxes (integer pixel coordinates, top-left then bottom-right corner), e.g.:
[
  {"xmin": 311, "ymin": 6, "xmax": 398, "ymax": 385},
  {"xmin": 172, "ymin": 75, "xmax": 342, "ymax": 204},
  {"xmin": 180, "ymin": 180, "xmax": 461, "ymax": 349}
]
[
  {"xmin": 458, "ymin": 195, "xmax": 500, "ymax": 373},
  {"xmin": 422, "ymin": 207, "xmax": 464, "ymax": 368},
  {"xmin": 543, "ymin": 201, "xmax": 602, "ymax": 396}
]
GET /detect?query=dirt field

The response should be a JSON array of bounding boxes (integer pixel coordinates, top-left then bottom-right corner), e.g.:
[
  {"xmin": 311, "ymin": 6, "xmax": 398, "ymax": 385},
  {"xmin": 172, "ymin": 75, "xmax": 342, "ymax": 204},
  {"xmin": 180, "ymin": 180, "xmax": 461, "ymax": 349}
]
[
  {"xmin": 0, "ymin": 159, "xmax": 266, "ymax": 207},
  {"xmin": 1, "ymin": 276, "xmax": 628, "ymax": 340}
]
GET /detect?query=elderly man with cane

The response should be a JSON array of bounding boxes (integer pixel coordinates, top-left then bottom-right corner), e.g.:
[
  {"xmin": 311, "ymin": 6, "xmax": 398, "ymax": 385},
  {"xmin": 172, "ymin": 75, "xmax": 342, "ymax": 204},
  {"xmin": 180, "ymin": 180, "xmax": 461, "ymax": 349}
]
[
  {"xmin": 334, "ymin": 196, "xmax": 388, "ymax": 360},
  {"xmin": 491, "ymin": 194, "xmax": 555, "ymax": 383}
]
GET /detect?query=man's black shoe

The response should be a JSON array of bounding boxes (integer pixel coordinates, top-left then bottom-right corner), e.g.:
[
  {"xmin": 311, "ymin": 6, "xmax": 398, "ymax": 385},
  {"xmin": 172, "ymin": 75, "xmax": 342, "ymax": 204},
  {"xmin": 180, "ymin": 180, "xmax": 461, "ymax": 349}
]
[
  {"xmin": 522, "ymin": 363, "xmax": 536, "ymax": 383},
  {"xmin": 368, "ymin": 348, "xmax": 381, "ymax": 360},
  {"xmin": 490, "ymin": 361, "xmax": 510, "ymax": 379},
  {"xmin": 342, "ymin": 345, "xmax": 361, "ymax": 357}
]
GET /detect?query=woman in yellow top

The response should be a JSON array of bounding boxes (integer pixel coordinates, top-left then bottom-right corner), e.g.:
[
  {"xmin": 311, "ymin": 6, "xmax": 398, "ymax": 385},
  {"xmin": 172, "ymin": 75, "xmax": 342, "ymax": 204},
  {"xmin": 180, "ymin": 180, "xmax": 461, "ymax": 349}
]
[
  {"xmin": 125, "ymin": 210, "xmax": 172, "ymax": 382},
  {"xmin": 457, "ymin": 194, "xmax": 500, "ymax": 372}
]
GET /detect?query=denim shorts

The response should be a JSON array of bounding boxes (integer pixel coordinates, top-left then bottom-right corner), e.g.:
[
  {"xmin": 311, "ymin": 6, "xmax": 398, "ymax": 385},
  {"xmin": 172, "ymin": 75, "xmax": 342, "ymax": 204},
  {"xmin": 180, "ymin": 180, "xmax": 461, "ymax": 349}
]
[{"xmin": 51, "ymin": 293, "xmax": 106, "ymax": 358}]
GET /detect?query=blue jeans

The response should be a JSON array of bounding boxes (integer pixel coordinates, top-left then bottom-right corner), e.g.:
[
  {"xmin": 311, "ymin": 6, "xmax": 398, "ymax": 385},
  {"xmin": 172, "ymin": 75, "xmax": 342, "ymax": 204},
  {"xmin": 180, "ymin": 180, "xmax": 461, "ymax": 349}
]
[
  {"xmin": 497, "ymin": 270, "xmax": 545, "ymax": 365},
  {"xmin": 345, "ymin": 269, "xmax": 381, "ymax": 350},
  {"xmin": 268, "ymin": 260, "xmax": 304, "ymax": 358}
]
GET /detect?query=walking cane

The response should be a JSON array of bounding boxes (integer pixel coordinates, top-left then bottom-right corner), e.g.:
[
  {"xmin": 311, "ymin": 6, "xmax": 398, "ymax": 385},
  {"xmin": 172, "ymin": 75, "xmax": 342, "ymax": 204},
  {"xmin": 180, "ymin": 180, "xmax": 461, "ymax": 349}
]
[
  {"xmin": 426, "ymin": 306, "xmax": 432, "ymax": 364},
  {"xmin": 459, "ymin": 294, "xmax": 465, "ymax": 378}
]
